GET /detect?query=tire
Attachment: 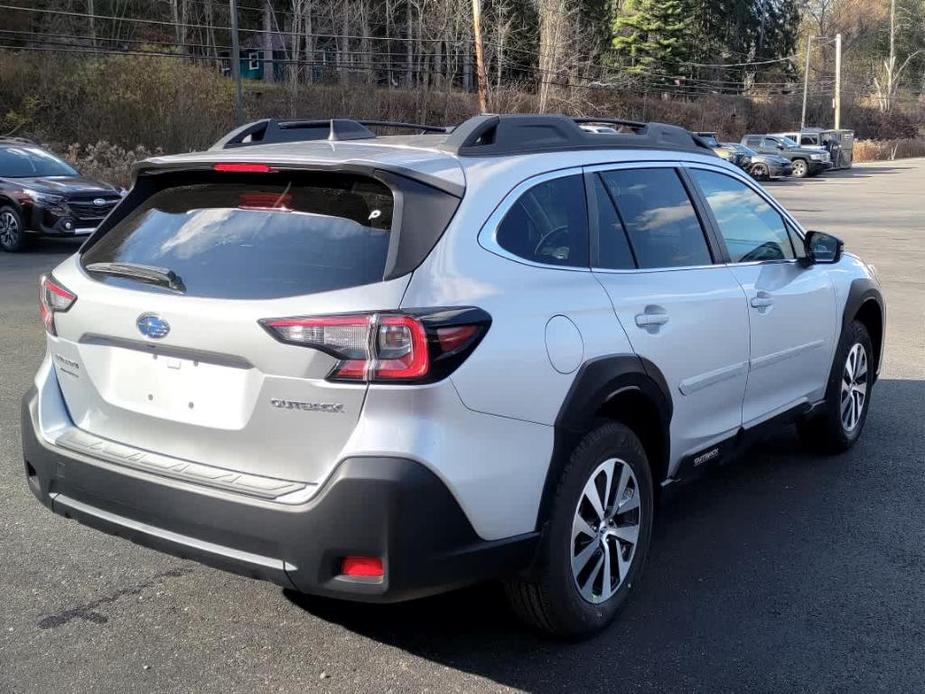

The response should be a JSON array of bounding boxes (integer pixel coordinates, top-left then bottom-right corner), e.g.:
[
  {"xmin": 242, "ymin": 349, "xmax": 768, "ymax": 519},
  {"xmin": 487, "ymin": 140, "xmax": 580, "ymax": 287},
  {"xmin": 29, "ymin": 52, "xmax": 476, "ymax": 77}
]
[
  {"xmin": 798, "ymin": 320, "xmax": 874, "ymax": 453},
  {"xmin": 750, "ymin": 163, "xmax": 769, "ymax": 180},
  {"xmin": 791, "ymin": 158, "xmax": 808, "ymax": 178},
  {"xmin": 0, "ymin": 205, "xmax": 28, "ymax": 252},
  {"xmin": 505, "ymin": 422, "xmax": 653, "ymax": 639}
]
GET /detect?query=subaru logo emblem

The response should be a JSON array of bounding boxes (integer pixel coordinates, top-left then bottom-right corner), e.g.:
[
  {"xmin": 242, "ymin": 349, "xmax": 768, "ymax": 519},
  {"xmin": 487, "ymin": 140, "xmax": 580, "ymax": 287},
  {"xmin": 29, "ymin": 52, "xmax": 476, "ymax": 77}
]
[
  {"xmin": 93, "ymin": 198, "xmax": 107, "ymax": 206},
  {"xmin": 137, "ymin": 313, "xmax": 170, "ymax": 339}
]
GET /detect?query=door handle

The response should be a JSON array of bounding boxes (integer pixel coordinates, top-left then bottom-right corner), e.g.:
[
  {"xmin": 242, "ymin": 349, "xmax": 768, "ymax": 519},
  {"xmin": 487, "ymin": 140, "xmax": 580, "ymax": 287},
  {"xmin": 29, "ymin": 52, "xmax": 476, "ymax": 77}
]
[
  {"xmin": 635, "ymin": 309, "xmax": 669, "ymax": 328},
  {"xmin": 750, "ymin": 292, "xmax": 774, "ymax": 309}
]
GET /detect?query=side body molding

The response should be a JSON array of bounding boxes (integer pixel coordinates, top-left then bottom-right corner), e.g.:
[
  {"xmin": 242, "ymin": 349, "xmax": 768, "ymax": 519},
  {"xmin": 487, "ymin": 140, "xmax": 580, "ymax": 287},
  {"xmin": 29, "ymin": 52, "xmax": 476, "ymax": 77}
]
[{"xmin": 535, "ymin": 354, "xmax": 673, "ymax": 531}]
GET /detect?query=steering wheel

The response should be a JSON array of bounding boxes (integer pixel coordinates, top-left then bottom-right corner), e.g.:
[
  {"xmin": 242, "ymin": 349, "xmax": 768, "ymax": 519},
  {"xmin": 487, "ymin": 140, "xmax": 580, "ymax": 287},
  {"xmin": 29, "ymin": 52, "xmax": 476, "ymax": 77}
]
[{"xmin": 534, "ymin": 225, "xmax": 570, "ymax": 258}]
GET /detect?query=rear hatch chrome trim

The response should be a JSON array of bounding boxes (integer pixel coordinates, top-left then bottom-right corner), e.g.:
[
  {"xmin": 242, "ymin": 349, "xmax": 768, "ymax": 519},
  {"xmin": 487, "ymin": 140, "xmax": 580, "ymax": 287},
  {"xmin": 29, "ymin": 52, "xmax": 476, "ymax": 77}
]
[{"xmin": 55, "ymin": 427, "xmax": 316, "ymax": 503}]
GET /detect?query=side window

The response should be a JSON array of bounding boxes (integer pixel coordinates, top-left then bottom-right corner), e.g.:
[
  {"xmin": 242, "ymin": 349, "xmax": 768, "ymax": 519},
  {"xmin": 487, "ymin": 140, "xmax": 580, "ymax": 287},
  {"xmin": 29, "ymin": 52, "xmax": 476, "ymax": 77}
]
[
  {"xmin": 800, "ymin": 136, "xmax": 815, "ymax": 146},
  {"xmin": 591, "ymin": 174, "xmax": 635, "ymax": 270},
  {"xmin": 761, "ymin": 137, "xmax": 778, "ymax": 149},
  {"xmin": 690, "ymin": 169, "xmax": 795, "ymax": 262},
  {"xmin": 599, "ymin": 168, "xmax": 712, "ymax": 269},
  {"xmin": 745, "ymin": 136, "xmax": 761, "ymax": 147},
  {"xmin": 496, "ymin": 175, "xmax": 589, "ymax": 267}
]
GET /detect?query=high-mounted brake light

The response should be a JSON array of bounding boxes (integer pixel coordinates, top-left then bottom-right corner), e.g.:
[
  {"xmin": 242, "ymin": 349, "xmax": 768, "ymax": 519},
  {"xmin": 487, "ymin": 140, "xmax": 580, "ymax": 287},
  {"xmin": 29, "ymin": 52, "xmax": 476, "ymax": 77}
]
[
  {"xmin": 39, "ymin": 274, "xmax": 76, "ymax": 335},
  {"xmin": 213, "ymin": 162, "xmax": 275, "ymax": 173},
  {"xmin": 259, "ymin": 308, "xmax": 491, "ymax": 384}
]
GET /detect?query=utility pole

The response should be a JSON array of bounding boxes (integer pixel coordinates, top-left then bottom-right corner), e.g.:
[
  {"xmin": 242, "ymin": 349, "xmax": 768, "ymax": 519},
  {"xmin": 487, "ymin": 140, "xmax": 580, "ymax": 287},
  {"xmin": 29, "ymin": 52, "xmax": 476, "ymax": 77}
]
[
  {"xmin": 87, "ymin": 0, "xmax": 96, "ymax": 48},
  {"xmin": 471, "ymin": 0, "xmax": 489, "ymax": 113},
  {"xmin": 229, "ymin": 0, "xmax": 244, "ymax": 126},
  {"xmin": 801, "ymin": 35, "xmax": 813, "ymax": 131},
  {"xmin": 834, "ymin": 33, "xmax": 842, "ymax": 129}
]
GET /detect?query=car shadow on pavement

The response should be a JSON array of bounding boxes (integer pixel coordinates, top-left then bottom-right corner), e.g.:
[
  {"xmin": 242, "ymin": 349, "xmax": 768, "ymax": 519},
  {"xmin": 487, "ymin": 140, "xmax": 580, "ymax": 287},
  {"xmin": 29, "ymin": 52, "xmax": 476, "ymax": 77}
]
[
  {"xmin": 20, "ymin": 237, "xmax": 85, "ymax": 255},
  {"xmin": 285, "ymin": 378, "xmax": 924, "ymax": 693}
]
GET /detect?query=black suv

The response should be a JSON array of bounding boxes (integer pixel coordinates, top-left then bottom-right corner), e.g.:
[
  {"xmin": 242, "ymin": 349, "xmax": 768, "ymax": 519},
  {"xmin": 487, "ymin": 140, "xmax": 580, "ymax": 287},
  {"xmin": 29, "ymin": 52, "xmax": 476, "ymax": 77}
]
[{"xmin": 0, "ymin": 140, "xmax": 124, "ymax": 252}]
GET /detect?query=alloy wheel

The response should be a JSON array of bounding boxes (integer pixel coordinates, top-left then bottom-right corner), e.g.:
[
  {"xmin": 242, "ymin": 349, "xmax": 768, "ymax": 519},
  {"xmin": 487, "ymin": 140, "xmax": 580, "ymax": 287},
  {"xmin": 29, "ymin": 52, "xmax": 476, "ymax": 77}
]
[
  {"xmin": 841, "ymin": 342, "xmax": 868, "ymax": 432},
  {"xmin": 792, "ymin": 160, "xmax": 807, "ymax": 177},
  {"xmin": 570, "ymin": 458, "xmax": 641, "ymax": 604},
  {"xmin": 0, "ymin": 211, "xmax": 20, "ymax": 248}
]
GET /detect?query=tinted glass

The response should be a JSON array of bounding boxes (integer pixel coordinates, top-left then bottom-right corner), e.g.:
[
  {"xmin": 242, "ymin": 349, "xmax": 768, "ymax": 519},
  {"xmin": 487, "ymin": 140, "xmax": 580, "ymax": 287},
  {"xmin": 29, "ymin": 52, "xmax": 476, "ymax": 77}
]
[
  {"xmin": 0, "ymin": 146, "xmax": 78, "ymax": 177},
  {"xmin": 761, "ymin": 138, "xmax": 779, "ymax": 148},
  {"xmin": 691, "ymin": 169, "xmax": 795, "ymax": 262},
  {"xmin": 599, "ymin": 168, "xmax": 712, "ymax": 269},
  {"xmin": 496, "ymin": 175, "xmax": 589, "ymax": 267},
  {"xmin": 592, "ymin": 174, "xmax": 635, "ymax": 269},
  {"xmin": 81, "ymin": 173, "xmax": 394, "ymax": 299},
  {"xmin": 745, "ymin": 136, "xmax": 761, "ymax": 147}
]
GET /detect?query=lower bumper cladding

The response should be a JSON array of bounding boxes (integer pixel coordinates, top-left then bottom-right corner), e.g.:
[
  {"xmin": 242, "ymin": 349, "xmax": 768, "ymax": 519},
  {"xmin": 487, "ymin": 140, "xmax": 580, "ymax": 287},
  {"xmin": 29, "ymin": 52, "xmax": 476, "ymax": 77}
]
[{"xmin": 21, "ymin": 388, "xmax": 537, "ymax": 602}]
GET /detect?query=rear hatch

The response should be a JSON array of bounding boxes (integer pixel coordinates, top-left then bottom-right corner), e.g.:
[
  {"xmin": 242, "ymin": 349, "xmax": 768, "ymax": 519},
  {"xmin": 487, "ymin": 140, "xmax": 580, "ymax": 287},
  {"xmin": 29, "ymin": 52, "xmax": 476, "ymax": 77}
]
[{"xmin": 47, "ymin": 165, "xmax": 458, "ymax": 488}]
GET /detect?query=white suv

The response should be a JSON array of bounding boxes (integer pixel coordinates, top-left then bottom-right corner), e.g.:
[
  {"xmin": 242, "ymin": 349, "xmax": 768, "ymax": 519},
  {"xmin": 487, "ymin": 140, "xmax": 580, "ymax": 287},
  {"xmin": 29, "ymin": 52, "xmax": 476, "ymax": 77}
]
[{"xmin": 21, "ymin": 115, "xmax": 884, "ymax": 638}]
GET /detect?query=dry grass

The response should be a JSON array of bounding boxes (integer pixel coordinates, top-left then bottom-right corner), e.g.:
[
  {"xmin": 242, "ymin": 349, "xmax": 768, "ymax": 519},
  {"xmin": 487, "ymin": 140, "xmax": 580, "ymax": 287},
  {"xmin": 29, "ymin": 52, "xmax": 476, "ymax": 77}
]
[{"xmin": 853, "ymin": 138, "xmax": 925, "ymax": 162}]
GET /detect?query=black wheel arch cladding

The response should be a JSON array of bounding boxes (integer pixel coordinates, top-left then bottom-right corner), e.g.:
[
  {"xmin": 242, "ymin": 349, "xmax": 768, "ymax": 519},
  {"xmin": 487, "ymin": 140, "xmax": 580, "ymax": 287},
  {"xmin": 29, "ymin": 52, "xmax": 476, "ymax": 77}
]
[{"xmin": 536, "ymin": 355, "xmax": 672, "ymax": 531}]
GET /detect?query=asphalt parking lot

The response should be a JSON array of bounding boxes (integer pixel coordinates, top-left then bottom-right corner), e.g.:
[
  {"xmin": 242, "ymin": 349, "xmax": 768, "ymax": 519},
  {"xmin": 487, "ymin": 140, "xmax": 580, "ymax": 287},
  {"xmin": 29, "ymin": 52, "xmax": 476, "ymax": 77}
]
[{"xmin": 1, "ymin": 159, "xmax": 923, "ymax": 693}]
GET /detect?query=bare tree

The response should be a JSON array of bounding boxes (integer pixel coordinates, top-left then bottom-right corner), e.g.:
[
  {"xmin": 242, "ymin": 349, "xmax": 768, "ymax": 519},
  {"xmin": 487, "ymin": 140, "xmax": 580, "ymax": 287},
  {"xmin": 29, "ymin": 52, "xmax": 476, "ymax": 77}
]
[{"xmin": 874, "ymin": 0, "xmax": 923, "ymax": 111}]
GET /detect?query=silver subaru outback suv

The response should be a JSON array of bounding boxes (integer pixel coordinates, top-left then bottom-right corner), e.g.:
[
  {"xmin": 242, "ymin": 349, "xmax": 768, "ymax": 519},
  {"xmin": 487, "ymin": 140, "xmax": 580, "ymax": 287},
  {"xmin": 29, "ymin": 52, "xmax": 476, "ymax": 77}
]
[{"xmin": 22, "ymin": 115, "xmax": 884, "ymax": 638}]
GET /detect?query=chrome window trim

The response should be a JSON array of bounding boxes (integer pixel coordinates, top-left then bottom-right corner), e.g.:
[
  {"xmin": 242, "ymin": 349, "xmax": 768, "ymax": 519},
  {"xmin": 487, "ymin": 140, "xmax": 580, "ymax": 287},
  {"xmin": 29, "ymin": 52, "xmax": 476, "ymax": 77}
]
[{"xmin": 477, "ymin": 166, "xmax": 591, "ymax": 273}]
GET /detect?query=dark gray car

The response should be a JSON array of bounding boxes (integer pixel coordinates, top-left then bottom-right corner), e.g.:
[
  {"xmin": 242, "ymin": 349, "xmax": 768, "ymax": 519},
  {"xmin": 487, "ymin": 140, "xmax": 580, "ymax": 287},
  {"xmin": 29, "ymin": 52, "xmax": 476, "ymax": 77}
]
[
  {"xmin": 724, "ymin": 143, "xmax": 792, "ymax": 180},
  {"xmin": 741, "ymin": 134, "xmax": 831, "ymax": 178}
]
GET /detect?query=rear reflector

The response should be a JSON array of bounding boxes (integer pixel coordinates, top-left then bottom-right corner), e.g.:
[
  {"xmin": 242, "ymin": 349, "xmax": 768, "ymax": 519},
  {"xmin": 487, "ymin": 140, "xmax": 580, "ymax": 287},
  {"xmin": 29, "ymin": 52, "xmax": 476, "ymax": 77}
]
[
  {"xmin": 341, "ymin": 556, "xmax": 384, "ymax": 578},
  {"xmin": 259, "ymin": 308, "xmax": 491, "ymax": 384},
  {"xmin": 213, "ymin": 162, "xmax": 275, "ymax": 173}
]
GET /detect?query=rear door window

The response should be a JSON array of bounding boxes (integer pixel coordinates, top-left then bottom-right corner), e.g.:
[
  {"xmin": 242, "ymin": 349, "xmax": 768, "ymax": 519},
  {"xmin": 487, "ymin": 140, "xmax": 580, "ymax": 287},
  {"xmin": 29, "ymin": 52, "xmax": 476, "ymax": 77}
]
[
  {"xmin": 81, "ymin": 173, "xmax": 394, "ymax": 299},
  {"xmin": 599, "ymin": 168, "xmax": 713, "ymax": 269},
  {"xmin": 591, "ymin": 174, "xmax": 635, "ymax": 270}
]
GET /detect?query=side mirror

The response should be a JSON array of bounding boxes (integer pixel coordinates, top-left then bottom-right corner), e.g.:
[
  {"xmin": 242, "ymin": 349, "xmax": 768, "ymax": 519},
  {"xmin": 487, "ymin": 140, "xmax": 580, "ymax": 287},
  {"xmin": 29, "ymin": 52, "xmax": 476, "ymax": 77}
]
[
  {"xmin": 777, "ymin": 143, "xmax": 785, "ymax": 150},
  {"xmin": 803, "ymin": 230, "xmax": 844, "ymax": 265}
]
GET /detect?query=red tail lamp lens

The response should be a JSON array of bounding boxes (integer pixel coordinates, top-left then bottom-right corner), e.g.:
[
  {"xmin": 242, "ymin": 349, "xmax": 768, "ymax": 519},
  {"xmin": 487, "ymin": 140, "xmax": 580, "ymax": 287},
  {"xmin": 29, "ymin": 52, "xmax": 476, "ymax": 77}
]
[
  {"xmin": 260, "ymin": 309, "xmax": 490, "ymax": 384},
  {"xmin": 341, "ymin": 556, "xmax": 384, "ymax": 578},
  {"xmin": 39, "ymin": 274, "xmax": 76, "ymax": 335}
]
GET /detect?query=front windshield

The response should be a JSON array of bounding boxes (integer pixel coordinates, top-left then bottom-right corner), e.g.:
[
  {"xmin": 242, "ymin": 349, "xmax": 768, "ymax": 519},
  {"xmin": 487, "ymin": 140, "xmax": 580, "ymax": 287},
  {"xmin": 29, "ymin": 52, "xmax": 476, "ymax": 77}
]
[
  {"xmin": 0, "ymin": 146, "xmax": 78, "ymax": 178},
  {"xmin": 779, "ymin": 136, "xmax": 799, "ymax": 148}
]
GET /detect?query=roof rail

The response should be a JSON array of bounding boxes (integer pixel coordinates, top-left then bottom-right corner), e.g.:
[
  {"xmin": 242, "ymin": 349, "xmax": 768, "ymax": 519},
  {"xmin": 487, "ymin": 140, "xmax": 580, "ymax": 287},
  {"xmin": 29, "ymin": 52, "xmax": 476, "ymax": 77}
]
[
  {"xmin": 439, "ymin": 114, "xmax": 715, "ymax": 157},
  {"xmin": 211, "ymin": 118, "xmax": 449, "ymax": 150},
  {"xmin": 209, "ymin": 114, "xmax": 715, "ymax": 158}
]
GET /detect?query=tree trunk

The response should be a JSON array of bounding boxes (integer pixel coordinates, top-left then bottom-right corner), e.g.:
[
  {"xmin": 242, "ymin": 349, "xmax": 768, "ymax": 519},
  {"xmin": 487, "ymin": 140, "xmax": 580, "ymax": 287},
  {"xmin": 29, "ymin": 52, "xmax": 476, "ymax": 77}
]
[{"xmin": 405, "ymin": 1, "xmax": 414, "ymax": 87}]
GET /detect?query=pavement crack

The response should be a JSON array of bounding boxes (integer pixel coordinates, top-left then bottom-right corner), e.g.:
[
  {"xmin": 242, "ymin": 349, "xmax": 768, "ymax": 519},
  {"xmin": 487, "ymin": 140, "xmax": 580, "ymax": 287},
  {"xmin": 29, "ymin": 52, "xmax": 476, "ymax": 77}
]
[{"xmin": 36, "ymin": 567, "xmax": 194, "ymax": 629}]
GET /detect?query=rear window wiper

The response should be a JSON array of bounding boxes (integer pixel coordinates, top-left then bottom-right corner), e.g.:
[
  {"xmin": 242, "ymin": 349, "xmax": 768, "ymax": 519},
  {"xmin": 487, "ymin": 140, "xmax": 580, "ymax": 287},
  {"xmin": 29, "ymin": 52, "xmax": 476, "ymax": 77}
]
[{"xmin": 85, "ymin": 262, "xmax": 186, "ymax": 293}]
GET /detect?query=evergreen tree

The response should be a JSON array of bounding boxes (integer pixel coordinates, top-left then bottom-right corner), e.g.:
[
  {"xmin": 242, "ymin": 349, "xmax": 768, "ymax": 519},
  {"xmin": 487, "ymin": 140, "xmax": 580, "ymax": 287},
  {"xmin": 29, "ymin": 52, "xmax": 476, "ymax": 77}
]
[{"xmin": 612, "ymin": 0, "xmax": 695, "ymax": 79}]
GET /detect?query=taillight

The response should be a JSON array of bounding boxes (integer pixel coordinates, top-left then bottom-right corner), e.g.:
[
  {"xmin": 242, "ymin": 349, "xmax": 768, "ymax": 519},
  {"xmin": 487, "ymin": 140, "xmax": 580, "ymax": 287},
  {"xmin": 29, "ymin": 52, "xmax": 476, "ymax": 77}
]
[
  {"xmin": 39, "ymin": 274, "xmax": 76, "ymax": 335},
  {"xmin": 260, "ymin": 307, "xmax": 490, "ymax": 384}
]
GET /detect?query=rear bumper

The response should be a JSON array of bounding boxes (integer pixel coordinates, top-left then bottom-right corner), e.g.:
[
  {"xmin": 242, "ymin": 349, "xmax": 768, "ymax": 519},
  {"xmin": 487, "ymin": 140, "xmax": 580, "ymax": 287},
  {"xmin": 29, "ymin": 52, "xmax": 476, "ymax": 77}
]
[{"xmin": 21, "ymin": 387, "xmax": 537, "ymax": 602}]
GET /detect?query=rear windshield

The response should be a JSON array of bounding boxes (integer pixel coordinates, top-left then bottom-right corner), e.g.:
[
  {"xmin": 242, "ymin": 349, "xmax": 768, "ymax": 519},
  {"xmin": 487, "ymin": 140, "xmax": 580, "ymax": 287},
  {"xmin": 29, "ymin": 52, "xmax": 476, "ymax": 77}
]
[{"xmin": 81, "ymin": 173, "xmax": 394, "ymax": 299}]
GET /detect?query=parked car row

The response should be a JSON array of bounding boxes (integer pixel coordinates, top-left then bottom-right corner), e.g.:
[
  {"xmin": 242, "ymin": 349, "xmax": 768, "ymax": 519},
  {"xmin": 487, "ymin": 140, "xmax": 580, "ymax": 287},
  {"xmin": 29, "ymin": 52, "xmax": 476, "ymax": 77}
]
[{"xmin": 696, "ymin": 129, "xmax": 854, "ymax": 181}]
